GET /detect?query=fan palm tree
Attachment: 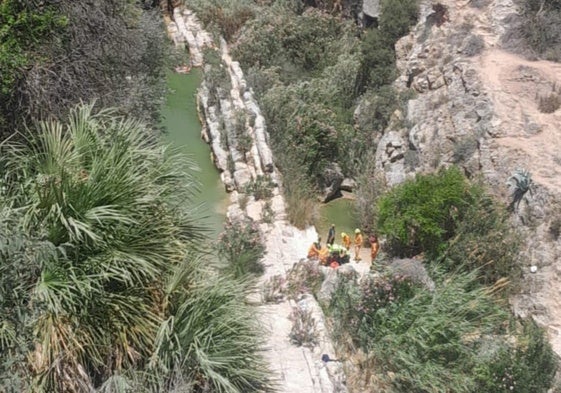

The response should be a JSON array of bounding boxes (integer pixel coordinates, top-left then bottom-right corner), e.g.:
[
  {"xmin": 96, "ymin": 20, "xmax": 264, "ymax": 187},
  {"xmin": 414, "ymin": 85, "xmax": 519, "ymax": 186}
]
[{"xmin": 0, "ymin": 103, "xmax": 271, "ymax": 393}]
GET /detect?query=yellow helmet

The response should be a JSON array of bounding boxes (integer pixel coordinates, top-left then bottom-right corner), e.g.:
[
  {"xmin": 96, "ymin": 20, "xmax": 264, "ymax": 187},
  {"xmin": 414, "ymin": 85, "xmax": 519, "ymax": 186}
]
[
  {"xmin": 355, "ymin": 228, "xmax": 361, "ymax": 234},
  {"xmin": 341, "ymin": 232, "xmax": 347, "ymax": 238}
]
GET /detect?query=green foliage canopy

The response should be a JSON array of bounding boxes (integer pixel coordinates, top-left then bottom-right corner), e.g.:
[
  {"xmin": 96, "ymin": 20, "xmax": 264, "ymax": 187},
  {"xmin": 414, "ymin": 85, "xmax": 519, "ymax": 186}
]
[
  {"xmin": 377, "ymin": 167, "xmax": 476, "ymax": 257},
  {"xmin": 0, "ymin": 104, "xmax": 270, "ymax": 393},
  {"xmin": 218, "ymin": 220, "xmax": 266, "ymax": 279},
  {"xmin": 329, "ymin": 269, "xmax": 558, "ymax": 393},
  {"xmin": 0, "ymin": 0, "xmax": 66, "ymax": 133}
]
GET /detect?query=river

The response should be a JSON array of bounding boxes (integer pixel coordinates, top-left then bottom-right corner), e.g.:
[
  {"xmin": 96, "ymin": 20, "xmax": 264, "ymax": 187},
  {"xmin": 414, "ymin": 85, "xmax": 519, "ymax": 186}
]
[
  {"xmin": 315, "ymin": 197, "xmax": 359, "ymax": 244},
  {"xmin": 161, "ymin": 68, "xmax": 358, "ymax": 244},
  {"xmin": 161, "ymin": 70, "xmax": 228, "ymax": 236}
]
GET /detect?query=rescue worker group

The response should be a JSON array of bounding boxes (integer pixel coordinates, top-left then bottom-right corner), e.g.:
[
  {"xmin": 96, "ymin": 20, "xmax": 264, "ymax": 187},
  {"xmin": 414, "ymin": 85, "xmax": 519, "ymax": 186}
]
[{"xmin": 307, "ymin": 224, "xmax": 380, "ymax": 269}]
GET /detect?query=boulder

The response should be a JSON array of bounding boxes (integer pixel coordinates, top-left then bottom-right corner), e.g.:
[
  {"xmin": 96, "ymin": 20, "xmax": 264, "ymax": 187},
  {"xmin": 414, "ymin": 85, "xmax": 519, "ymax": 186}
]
[
  {"xmin": 320, "ymin": 163, "xmax": 344, "ymax": 203},
  {"xmin": 388, "ymin": 258, "xmax": 435, "ymax": 291},
  {"xmin": 363, "ymin": 0, "xmax": 380, "ymax": 18},
  {"xmin": 253, "ymin": 115, "xmax": 275, "ymax": 173},
  {"xmin": 233, "ymin": 162, "xmax": 253, "ymax": 190},
  {"xmin": 317, "ymin": 264, "xmax": 357, "ymax": 307},
  {"xmin": 340, "ymin": 178, "xmax": 356, "ymax": 192}
]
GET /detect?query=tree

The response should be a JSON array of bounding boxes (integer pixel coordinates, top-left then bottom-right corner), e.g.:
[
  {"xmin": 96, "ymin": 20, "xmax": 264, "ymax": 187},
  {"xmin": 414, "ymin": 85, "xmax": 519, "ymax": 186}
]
[
  {"xmin": 1, "ymin": 0, "xmax": 168, "ymax": 140},
  {"xmin": 0, "ymin": 104, "xmax": 270, "ymax": 392}
]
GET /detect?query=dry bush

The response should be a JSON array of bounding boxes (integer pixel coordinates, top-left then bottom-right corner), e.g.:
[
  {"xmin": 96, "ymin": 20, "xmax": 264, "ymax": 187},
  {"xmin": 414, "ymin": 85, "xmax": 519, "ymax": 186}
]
[
  {"xmin": 261, "ymin": 274, "xmax": 286, "ymax": 303},
  {"xmin": 286, "ymin": 260, "xmax": 322, "ymax": 300},
  {"xmin": 463, "ymin": 34, "xmax": 485, "ymax": 57},
  {"xmin": 549, "ymin": 217, "xmax": 561, "ymax": 240},
  {"xmin": 538, "ymin": 93, "xmax": 561, "ymax": 113},
  {"xmin": 469, "ymin": 0, "xmax": 491, "ymax": 8},
  {"xmin": 502, "ymin": 1, "xmax": 561, "ymax": 61},
  {"xmin": 431, "ymin": 3, "xmax": 448, "ymax": 27},
  {"xmin": 284, "ymin": 178, "xmax": 318, "ymax": 229},
  {"xmin": 453, "ymin": 135, "xmax": 479, "ymax": 163},
  {"xmin": 288, "ymin": 306, "xmax": 318, "ymax": 348}
]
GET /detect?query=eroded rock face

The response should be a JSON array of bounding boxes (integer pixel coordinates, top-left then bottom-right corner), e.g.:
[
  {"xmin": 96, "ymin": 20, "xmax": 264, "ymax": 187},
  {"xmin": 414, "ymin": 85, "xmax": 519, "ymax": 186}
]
[
  {"xmin": 320, "ymin": 163, "xmax": 344, "ymax": 202},
  {"xmin": 379, "ymin": 0, "xmax": 561, "ymax": 355}
]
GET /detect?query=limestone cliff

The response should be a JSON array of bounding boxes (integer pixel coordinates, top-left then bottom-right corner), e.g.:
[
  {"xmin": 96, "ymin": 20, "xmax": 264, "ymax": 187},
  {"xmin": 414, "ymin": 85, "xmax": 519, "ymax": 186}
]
[{"xmin": 374, "ymin": 0, "xmax": 561, "ymax": 355}]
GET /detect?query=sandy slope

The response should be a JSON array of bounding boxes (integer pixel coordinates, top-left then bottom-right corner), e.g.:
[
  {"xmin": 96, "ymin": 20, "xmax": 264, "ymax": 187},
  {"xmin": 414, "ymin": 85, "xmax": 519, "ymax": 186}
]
[
  {"xmin": 475, "ymin": 49, "xmax": 561, "ymax": 193},
  {"xmin": 450, "ymin": 0, "xmax": 561, "ymax": 354}
]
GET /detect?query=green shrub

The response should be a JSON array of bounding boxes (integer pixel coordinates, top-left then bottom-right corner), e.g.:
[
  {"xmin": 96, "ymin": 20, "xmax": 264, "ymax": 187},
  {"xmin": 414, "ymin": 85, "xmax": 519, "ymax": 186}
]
[
  {"xmin": 262, "ymin": 200, "xmax": 275, "ymax": 223},
  {"xmin": 187, "ymin": 0, "xmax": 256, "ymax": 42},
  {"xmin": 263, "ymin": 82, "xmax": 353, "ymax": 181},
  {"xmin": 328, "ymin": 267, "xmax": 558, "ymax": 392},
  {"xmin": 379, "ymin": 0, "xmax": 420, "ymax": 43},
  {"xmin": 0, "ymin": 0, "xmax": 67, "ymax": 135},
  {"xmin": 203, "ymin": 48, "xmax": 232, "ymax": 98},
  {"xmin": 356, "ymin": 0, "xmax": 419, "ymax": 91},
  {"xmin": 474, "ymin": 320, "xmax": 558, "ymax": 393},
  {"xmin": 154, "ymin": 265, "xmax": 272, "ymax": 393},
  {"xmin": 354, "ymin": 86, "xmax": 400, "ymax": 134},
  {"xmin": 365, "ymin": 272, "xmax": 500, "ymax": 392},
  {"xmin": 218, "ymin": 220, "xmax": 266, "ymax": 278},
  {"xmin": 233, "ymin": 9, "xmax": 356, "ymax": 77},
  {"xmin": 377, "ymin": 167, "xmax": 477, "ymax": 257},
  {"xmin": 444, "ymin": 194, "xmax": 521, "ymax": 287},
  {"xmin": 326, "ymin": 274, "xmax": 363, "ymax": 343},
  {"xmin": 0, "ymin": 1, "xmax": 66, "ymax": 95},
  {"xmin": 329, "ymin": 273, "xmax": 418, "ymax": 348},
  {"xmin": 1, "ymin": 1, "xmax": 169, "ymax": 138},
  {"xmin": 244, "ymin": 175, "xmax": 275, "ymax": 200},
  {"xmin": 357, "ymin": 28, "xmax": 398, "ymax": 90}
]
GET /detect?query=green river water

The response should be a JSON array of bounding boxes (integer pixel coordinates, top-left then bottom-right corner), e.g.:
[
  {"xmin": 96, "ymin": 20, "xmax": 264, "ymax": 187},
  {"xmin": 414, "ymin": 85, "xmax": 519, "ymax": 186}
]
[
  {"xmin": 161, "ymin": 70, "xmax": 228, "ymax": 236},
  {"xmin": 314, "ymin": 198, "xmax": 359, "ymax": 244},
  {"xmin": 161, "ymin": 69, "xmax": 356, "ymax": 240}
]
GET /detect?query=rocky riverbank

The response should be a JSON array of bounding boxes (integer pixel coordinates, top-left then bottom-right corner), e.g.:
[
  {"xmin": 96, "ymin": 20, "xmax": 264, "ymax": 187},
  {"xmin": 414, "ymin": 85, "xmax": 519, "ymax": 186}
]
[{"xmin": 166, "ymin": 7, "xmax": 347, "ymax": 392}]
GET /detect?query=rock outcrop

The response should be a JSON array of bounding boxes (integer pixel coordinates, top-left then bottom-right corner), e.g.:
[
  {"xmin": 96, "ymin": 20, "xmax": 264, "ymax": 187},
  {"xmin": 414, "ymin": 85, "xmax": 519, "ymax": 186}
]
[
  {"xmin": 376, "ymin": 0, "xmax": 561, "ymax": 355},
  {"xmin": 166, "ymin": 8, "xmax": 347, "ymax": 392},
  {"xmin": 362, "ymin": 0, "xmax": 380, "ymax": 19}
]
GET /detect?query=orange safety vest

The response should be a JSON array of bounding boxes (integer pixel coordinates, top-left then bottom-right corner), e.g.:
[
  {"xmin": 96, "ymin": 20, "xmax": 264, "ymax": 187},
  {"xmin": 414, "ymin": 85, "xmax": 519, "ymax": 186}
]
[
  {"xmin": 342, "ymin": 234, "xmax": 351, "ymax": 249},
  {"xmin": 354, "ymin": 233, "xmax": 363, "ymax": 246}
]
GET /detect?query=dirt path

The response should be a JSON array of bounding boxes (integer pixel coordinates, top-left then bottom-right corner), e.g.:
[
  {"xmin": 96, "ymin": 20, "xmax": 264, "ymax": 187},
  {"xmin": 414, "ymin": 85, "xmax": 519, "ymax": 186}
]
[
  {"xmin": 474, "ymin": 49, "xmax": 561, "ymax": 193},
  {"xmin": 258, "ymin": 223, "xmax": 328, "ymax": 393},
  {"xmin": 448, "ymin": 0, "xmax": 561, "ymax": 193}
]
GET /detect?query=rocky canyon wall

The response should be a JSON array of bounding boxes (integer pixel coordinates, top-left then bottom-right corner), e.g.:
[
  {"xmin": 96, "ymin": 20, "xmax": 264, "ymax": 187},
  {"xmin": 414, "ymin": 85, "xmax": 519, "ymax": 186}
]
[{"xmin": 374, "ymin": 0, "xmax": 561, "ymax": 355}]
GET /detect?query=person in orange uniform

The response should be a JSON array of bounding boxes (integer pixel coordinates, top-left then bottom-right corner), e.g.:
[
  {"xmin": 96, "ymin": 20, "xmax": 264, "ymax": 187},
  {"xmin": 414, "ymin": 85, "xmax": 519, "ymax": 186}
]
[
  {"xmin": 318, "ymin": 244, "xmax": 330, "ymax": 265},
  {"xmin": 368, "ymin": 233, "xmax": 380, "ymax": 263},
  {"xmin": 341, "ymin": 232, "xmax": 351, "ymax": 251},
  {"xmin": 354, "ymin": 229, "xmax": 363, "ymax": 262},
  {"xmin": 307, "ymin": 237, "xmax": 322, "ymax": 260}
]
